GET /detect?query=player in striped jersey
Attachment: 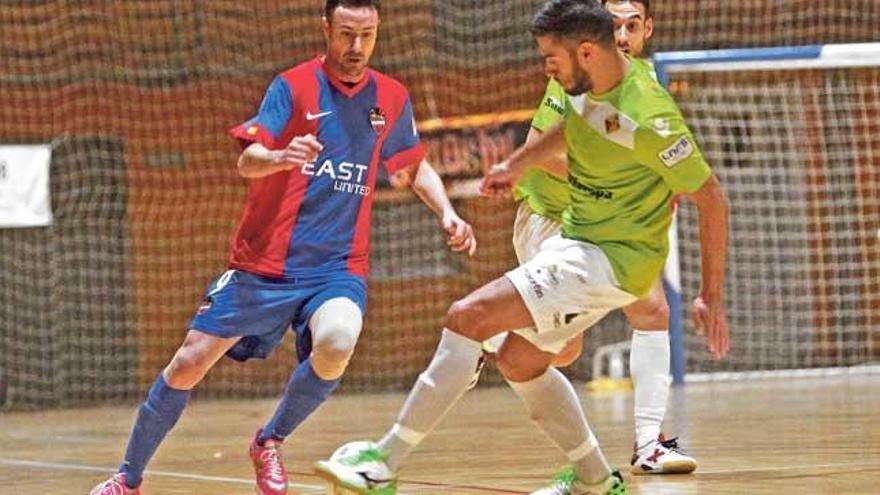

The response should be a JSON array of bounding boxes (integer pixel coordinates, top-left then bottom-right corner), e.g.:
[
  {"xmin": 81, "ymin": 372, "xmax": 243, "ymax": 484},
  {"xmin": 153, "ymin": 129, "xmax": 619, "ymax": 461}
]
[{"xmin": 90, "ymin": 2, "xmax": 475, "ymax": 494}]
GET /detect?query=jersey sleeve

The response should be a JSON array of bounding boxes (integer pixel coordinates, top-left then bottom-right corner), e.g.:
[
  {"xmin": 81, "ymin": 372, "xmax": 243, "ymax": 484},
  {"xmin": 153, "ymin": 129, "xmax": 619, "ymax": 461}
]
[
  {"xmin": 229, "ymin": 76, "xmax": 293, "ymax": 150},
  {"xmin": 531, "ymin": 80, "xmax": 567, "ymax": 132},
  {"xmin": 635, "ymin": 114, "xmax": 713, "ymax": 194},
  {"xmin": 381, "ymin": 94, "xmax": 425, "ymax": 174}
]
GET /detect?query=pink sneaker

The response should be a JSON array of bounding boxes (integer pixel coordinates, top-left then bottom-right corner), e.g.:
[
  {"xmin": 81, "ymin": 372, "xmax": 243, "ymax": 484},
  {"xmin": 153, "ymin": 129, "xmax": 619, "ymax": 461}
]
[
  {"xmin": 250, "ymin": 429, "xmax": 289, "ymax": 494},
  {"xmin": 89, "ymin": 473, "xmax": 141, "ymax": 495}
]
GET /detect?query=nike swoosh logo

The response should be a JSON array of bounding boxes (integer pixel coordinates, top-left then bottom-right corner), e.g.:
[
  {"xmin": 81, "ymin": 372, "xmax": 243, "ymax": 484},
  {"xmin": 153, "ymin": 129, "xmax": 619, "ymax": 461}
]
[{"xmin": 306, "ymin": 111, "xmax": 333, "ymax": 120}]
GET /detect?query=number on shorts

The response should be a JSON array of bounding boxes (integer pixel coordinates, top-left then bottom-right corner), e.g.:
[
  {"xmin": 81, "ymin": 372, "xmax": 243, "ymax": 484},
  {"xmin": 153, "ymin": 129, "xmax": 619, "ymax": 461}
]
[{"xmin": 208, "ymin": 269, "xmax": 235, "ymax": 296}]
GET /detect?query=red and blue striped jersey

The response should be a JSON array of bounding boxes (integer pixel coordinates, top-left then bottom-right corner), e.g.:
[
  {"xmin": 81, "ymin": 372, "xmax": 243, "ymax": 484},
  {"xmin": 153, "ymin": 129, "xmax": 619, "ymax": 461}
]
[{"xmin": 227, "ymin": 58, "xmax": 424, "ymax": 279}]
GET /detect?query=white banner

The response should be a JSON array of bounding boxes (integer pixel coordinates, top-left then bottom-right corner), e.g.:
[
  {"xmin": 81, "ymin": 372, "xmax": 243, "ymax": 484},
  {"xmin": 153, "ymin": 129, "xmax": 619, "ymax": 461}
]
[{"xmin": 0, "ymin": 145, "xmax": 53, "ymax": 228}]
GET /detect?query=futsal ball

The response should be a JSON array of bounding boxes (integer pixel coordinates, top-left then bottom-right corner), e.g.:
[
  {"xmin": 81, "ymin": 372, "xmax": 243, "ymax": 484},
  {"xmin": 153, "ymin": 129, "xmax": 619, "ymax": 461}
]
[{"xmin": 330, "ymin": 440, "xmax": 395, "ymax": 489}]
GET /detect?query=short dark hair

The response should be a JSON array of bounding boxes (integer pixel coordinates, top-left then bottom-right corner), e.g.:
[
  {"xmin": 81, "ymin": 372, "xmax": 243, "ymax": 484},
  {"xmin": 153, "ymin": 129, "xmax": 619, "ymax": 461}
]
[
  {"xmin": 530, "ymin": 0, "xmax": 616, "ymax": 47},
  {"xmin": 325, "ymin": 0, "xmax": 381, "ymax": 21},
  {"xmin": 602, "ymin": 0, "xmax": 651, "ymax": 17}
]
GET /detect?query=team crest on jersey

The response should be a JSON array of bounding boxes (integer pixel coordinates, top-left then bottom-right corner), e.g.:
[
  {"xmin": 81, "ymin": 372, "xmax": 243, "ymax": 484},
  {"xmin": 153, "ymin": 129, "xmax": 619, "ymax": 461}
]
[
  {"xmin": 605, "ymin": 114, "xmax": 621, "ymax": 134},
  {"xmin": 369, "ymin": 107, "xmax": 386, "ymax": 134}
]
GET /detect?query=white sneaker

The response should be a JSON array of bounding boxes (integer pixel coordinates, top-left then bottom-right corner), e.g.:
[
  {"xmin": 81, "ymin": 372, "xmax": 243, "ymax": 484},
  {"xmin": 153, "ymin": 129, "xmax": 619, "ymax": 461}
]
[
  {"xmin": 630, "ymin": 435, "xmax": 697, "ymax": 475},
  {"xmin": 531, "ymin": 467, "xmax": 627, "ymax": 495},
  {"xmin": 314, "ymin": 441, "xmax": 397, "ymax": 495}
]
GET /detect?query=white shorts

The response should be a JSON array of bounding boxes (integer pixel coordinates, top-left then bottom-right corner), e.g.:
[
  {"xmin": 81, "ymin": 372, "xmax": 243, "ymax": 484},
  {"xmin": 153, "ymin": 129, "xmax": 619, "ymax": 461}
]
[
  {"xmin": 512, "ymin": 202, "xmax": 562, "ymax": 264},
  {"xmin": 483, "ymin": 203, "xmax": 561, "ymax": 353},
  {"xmin": 504, "ymin": 235, "xmax": 637, "ymax": 354}
]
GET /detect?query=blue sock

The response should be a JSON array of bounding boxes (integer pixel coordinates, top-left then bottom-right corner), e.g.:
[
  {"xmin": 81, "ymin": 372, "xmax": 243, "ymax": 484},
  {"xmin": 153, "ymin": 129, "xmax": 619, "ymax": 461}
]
[
  {"xmin": 260, "ymin": 359, "xmax": 340, "ymax": 443},
  {"xmin": 119, "ymin": 373, "xmax": 190, "ymax": 487}
]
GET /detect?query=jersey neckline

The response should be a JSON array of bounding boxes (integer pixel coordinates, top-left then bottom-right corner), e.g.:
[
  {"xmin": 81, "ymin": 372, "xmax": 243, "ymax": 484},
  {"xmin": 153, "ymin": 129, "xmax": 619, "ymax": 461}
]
[{"xmin": 316, "ymin": 56, "xmax": 373, "ymax": 98}]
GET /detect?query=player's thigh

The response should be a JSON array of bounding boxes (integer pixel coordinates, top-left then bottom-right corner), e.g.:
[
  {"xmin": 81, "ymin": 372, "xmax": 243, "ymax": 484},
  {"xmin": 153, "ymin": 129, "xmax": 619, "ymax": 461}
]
[
  {"xmin": 191, "ymin": 269, "xmax": 302, "ymax": 361},
  {"xmin": 446, "ymin": 276, "xmax": 534, "ymax": 342},
  {"xmin": 495, "ymin": 332, "xmax": 555, "ymax": 382},
  {"xmin": 507, "ymin": 236, "xmax": 637, "ymax": 342},
  {"xmin": 621, "ymin": 278, "xmax": 669, "ymax": 330},
  {"xmin": 164, "ymin": 329, "xmax": 239, "ymax": 386}
]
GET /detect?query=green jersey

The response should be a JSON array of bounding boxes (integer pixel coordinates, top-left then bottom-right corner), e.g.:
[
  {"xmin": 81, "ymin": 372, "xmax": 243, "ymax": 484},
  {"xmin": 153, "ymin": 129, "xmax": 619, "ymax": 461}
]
[
  {"xmin": 513, "ymin": 80, "xmax": 571, "ymax": 221},
  {"xmin": 562, "ymin": 58, "xmax": 712, "ymax": 297},
  {"xmin": 516, "ymin": 59, "xmax": 659, "ymax": 222}
]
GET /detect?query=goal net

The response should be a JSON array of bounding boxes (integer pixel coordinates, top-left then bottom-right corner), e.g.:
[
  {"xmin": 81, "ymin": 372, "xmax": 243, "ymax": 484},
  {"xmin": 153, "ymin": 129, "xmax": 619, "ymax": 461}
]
[{"xmin": 656, "ymin": 44, "xmax": 880, "ymax": 379}]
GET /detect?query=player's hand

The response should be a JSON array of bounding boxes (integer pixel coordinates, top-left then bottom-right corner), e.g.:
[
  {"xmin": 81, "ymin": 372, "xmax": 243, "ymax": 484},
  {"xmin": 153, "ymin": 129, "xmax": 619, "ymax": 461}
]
[
  {"xmin": 442, "ymin": 212, "xmax": 477, "ymax": 256},
  {"xmin": 274, "ymin": 134, "xmax": 323, "ymax": 170},
  {"xmin": 691, "ymin": 293, "xmax": 729, "ymax": 360},
  {"xmin": 479, "ymin": 161, "xmax": 518, "ymax": 198}
]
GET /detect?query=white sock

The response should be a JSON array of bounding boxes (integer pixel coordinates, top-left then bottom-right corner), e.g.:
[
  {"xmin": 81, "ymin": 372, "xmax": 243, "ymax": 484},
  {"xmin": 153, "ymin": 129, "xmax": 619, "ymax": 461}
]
[
  {"xmin": 507, "ymin": 368, "xmax": 610, "ymax": 484},
  {"xmin": 630, "ymin": 329, "xmax": 671, "ymax": 449},
  {"xmin": 378, "ymin": 329, "xmax": 483, "ymax": 471}
]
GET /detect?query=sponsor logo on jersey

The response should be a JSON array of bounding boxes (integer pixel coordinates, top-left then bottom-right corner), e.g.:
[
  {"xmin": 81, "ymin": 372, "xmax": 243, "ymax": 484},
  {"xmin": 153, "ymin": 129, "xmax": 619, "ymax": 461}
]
[
  {"xmin": 301, "ymin": 159, "xmax": 372, "ymax": 196},
  {"xmin": 659, "ymin": 136, "xmax": 695, "ymax": 168},
  {"xmin": 568, "ymin": 174, "xmax": 613, "ymax": 201},
  {"xmin": 369, "ymin": 107, "xmax": 386, "ymax": 134},
  {"xmin": 545, "ymin": 96, "xmax": 565, "ymax": 115}
]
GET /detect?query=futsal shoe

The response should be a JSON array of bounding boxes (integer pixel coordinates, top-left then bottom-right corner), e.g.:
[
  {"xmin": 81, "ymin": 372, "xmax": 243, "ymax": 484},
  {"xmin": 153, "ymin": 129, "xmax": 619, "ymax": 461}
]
[
  {"xmin": 249, "ymin": 429, "xmax": 289, "ymax": 494},
  {"xmin": 89, "ymin": 473, "xmax": 141, "ymax": 495},
  {"xmin": 630, "ymin": 434, "xmax": 697, "ymax": 475},
  {"xmin": 530, "ymin": 467, "xmax": 627, "ymax": 495},
  {"xmin": 314, "ymin": 441, "xmax": 397, "ymax": 495}
]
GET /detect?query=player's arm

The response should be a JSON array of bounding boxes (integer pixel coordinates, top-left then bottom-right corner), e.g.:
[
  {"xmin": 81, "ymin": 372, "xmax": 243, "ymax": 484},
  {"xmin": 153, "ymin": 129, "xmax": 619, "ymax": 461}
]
[
  {"xmin": 230, "ymin": 76, "xmax": 323, "ymax": 179},
  {"xmin": 480, "ymin": 123, "xmax": 567, "ymax": 197},
  {"xmin": 403, "ymin": 160, "xmax": 477, "ymax": 256},
  {"xmin": 237, "ymin": 136, "xmax": 323, "ymax": 179},
  {"xmin": 682, "ymin": 175, "xmax": 730, "ymax": 359},
  {"xmin": 636, "ymin": 115, "xmax": 731, "ymax": 359},
  {"xmin": 382, "ymin": 91, "xmax": 476, "ymax": 255},
  {"xmin": 524, "ymin": 126, "xmax": 568, "ymax": 178}
]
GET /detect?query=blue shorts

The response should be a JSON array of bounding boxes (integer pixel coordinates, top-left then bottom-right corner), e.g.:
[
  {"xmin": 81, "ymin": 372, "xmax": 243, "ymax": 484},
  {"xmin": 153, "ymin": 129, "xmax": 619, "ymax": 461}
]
[{"xmin": 189, "ymin": 269, "xmax": 367, "ymax": 362}]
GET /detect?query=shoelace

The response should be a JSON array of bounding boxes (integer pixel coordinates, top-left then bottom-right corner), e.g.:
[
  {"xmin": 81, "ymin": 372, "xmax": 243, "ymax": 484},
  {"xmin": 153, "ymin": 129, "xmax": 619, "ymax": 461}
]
[
  {"xmin": 658, "ymin": 436, "xmax": 681, "ymax": 452},
  {"xmin": 260, "ymin": 448, "xmax": 285, "ymax": 480}
]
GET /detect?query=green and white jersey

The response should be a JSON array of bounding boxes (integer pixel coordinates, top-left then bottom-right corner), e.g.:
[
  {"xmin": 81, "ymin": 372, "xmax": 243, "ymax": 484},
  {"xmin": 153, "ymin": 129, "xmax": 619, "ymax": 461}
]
[
  {"xmin": 515, "ymin": 60, "xmax": 658, "ymax": 222},
  {"xmin": 562, "ymin": 58, "xmax": 712, "ymax": 297}
]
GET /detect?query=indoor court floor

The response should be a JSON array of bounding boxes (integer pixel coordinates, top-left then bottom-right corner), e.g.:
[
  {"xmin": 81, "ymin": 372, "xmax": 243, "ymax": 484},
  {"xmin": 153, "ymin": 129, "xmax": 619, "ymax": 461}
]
[{"xmin": 1, "ymin": 374, "xmax": 878, "ymax": 494}]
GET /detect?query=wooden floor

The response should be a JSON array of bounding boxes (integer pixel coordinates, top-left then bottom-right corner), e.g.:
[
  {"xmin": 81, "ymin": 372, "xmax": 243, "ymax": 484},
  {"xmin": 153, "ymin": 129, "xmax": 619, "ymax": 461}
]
[{"xmin": 1, "ymin": 374, "xmax": 878, "ymax": 494}]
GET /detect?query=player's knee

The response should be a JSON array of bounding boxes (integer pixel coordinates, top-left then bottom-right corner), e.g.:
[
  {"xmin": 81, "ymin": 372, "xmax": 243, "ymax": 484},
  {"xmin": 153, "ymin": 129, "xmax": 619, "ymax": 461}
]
[
  {"xmin": 445, "ymin": 298, "xmax": 488, "ymax": 340},
  {"xmin": 309, "ymin": 298, "xmax": 363, "ymax": 380},
  {"xmin": 311, "ymin": 329, "xmax": 358, "ymax": 378},
  {"xmin": 164, "ymin": 346, "xmax": 210, "ymax": 389}
]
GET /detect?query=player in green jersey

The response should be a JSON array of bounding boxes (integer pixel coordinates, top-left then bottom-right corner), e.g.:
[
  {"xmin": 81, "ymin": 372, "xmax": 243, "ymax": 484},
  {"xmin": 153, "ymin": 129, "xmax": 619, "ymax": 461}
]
[
  {"xmin": 482, "ymin": 0, "xmax": 699, "ymax": 476},
  {"xmin": 316, "ymin": 2, "xmax": 728, "ymax": 494}
]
